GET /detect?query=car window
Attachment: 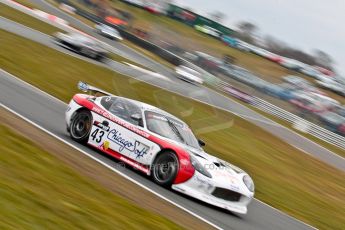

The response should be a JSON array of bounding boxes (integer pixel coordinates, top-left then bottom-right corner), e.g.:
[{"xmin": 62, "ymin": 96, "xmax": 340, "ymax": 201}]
[
  {"xmin": 101, "ymin": 97, "xmax": 142, "ymax": 126},
  {"xmin": 100, "ymin": 96, "xmax": 117, "ymax": 110},
  {"xmin": 145, "ymin": 111, "xmax": 200, "ymax": 149}
]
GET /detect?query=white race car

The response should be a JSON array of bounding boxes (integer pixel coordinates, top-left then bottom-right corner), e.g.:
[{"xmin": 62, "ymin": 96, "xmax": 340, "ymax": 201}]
[
  {"xmin": 95, "ymin": 23, "xmax": 123, "ymax": 41},
  {"xmin": 316, "ymin": 77, "xmax": 345, "ymax": 96},
  {"xmin": 175, "ymin": 65, "xmax": 204, "ymax": 85},
  {"xmin": 66, "ymin": 82, "xmax": 254, "ymax": 214},
  {"xmin": 54, "ymin": 32, "xmax": 109, "ymax": 61}
]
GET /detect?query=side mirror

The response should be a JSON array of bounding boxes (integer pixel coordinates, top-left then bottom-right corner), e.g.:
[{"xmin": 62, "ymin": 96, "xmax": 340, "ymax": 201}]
[
  {"xmin": 198, "ymin": 139, "xmax": 205, "ymax": 147},
  {"xmin": 130, "ymin": 113, "xmax": 143, "ymax": 127}
]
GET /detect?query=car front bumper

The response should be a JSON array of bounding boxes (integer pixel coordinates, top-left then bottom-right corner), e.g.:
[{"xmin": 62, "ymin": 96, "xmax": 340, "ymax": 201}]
[{"xmin": 172, "ymin": 172, "xmax": 252, "ymax": 214}]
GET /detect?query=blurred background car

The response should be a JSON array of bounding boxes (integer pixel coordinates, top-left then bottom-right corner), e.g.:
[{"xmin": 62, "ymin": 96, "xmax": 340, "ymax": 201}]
[
  {"xmin": 316, "ymin": 75, "xmax": 345, "ymax": 96},
  {"xmin": 289, "ymin": 91, "xmax": 340, "ymax": 114},
  {"xmin": 95, "ymin": 23, "xmax": 123, "ymax": 41},
  {"xmin": 278, "ymin": 58, "xmax": 306, "ymax": 71},
  {"xmin": 54, "ymin": 32, "xmax": 109, "ymax": 61},
  {"xmin": 318, "ymin": 111, "xmax": 345, "ymax": 134},
  {"xmin": 282, "ymin": 75, "xmax": 326, "ymax": 95},
  {"xmin": 175, "ymin": 65, "xmax": 204, "ymax": 84},
  {"xmin": 194, "ymin": 25, "xmax": 223, "ymax": 38}
]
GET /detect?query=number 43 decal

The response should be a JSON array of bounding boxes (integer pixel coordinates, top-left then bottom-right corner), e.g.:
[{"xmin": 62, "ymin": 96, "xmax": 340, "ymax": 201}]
[{"xmin": 91, "ymin": 128, "xmax": 104, "ymax": 143}]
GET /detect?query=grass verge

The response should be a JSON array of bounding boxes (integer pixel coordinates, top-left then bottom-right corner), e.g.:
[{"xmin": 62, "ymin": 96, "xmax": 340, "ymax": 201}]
[
  {"xmin": 0, "ymin": 3, "xmax": 150, "ymax": 69},
  {"xmin": 219, "ymin": 89, "xmax": 345, "ymax": 158},
  {"xmin": 0, "ymin": 3, "xmax": 63, "ymax": 34},
  {"xmin": 15, "ymin": 0, "xmax": 345, "ymax": 160},
  {"xmin": 41, "ymin": 0, "xmax": 176, "ymax": 70},
  {"xmin": 0, "ymin": 123, "xmax": 182, "ymax": 229},
  {"xmin": 122, "ymin": 39, "xmax": 176, "ymax": 70},
  {"xmin": 2, "ymin": 30, "xmax": 345, "ymax": 230},
  {"xmin": 63, "ymin": 0, "xmax": 345, "ymax": 105}
]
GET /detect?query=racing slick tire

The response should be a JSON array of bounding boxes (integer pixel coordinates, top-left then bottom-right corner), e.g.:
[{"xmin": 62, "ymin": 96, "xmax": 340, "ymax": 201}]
[
  {"xmin": 69, "ymin": 110, "xmax": 92, "ymax": 143},
  {"xmin": 81, "ymin": 47, "xmax": 96, "ymax": 59},
  {"xmin": 96, "ymin": 54, "xmax": 107, "ymax": 62},
  {"xmin": 152, "ymin": 151, "xmax": 179, "ymax": 187}
]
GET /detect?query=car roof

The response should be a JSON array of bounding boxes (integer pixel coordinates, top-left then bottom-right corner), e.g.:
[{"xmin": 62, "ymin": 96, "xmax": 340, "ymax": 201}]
[
  {"xmin": 104, "ymin": 95, "xmax": 185, "ymax": 123},
  {"xmin": 70, "ymin": 33, "xmax": 94, "ymax": 42}
]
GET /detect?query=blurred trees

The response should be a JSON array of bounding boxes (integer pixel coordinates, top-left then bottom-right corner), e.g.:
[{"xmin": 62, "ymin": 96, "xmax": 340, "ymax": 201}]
[
  {"xmin": 313, "ymin": 49, "xmax": 334, "ymax": 70},
  {"xmin": 233, "ymin": 21, "xmax": 334, "ymax": 71},
  {"xmin": 235, "ymin": 21, "xmax": 258, "ymax": 43},
  {"xmin": 208, "ymin": 11, "xmax": 226, "ymax": 24},
  {"xmin": 263, "ymin": 36, "xmax": 334, "ymax": 70}
]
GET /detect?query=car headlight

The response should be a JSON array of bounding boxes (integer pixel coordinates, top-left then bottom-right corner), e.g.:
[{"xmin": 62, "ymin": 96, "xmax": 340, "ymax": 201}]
[
  {"xmin": 190, "ymin": 155, "xmax": 212, "ymax": 178},
  {"xmin": 243, "ymin": 175, "xmax": 254, "ymax": 192}
]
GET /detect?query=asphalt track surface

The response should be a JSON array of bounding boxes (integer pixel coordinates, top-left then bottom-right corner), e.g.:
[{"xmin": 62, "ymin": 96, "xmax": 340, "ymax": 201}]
[
  {"xmin": 1, "ymin": 15, "xmax": 345, "ymax": 173},
  {"xmin": 0, "ymin": 17, "xmax": 320, "ymax": 230},
  {"xmin": 29, "ymin": 0, "xmax": 175, "ymax": 77},
  {"xmin": 0, "ymin": 4, "xmax": 339, "ymax": 228},
  {"xmin": 0, "ymin": 69, "xmax": 315, "ymax": 230},
  {"xmin": 5, "ymin": 0, "xmax": 345, "ymax": 172}
]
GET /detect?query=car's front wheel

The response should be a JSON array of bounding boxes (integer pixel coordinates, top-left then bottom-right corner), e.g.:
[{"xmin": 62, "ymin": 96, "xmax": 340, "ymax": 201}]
[
  {"xmin": 152, "ymin": 151, "xmax": 179, "ymax": 187},
  {"xmin": 96, "ymin": 53, "xmax": 107, "ymax": 62},
  {"xmin": 80, "ymin": 47, "xmax": 96, "ymax": 59},
  {"xmin": 69, "ymin": 110, "xmax": 92, "ymax": 143}
]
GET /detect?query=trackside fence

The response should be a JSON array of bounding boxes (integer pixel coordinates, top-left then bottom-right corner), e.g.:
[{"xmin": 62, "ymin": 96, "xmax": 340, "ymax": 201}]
[{"xmin": 10, "ymin": 0, "xmax": 345, "ymax": 151}]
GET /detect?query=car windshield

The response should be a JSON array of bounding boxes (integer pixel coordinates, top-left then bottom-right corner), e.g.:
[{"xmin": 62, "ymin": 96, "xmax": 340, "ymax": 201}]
[{"xmin": 145, "ymin": 111, "xmax": 200, "ymax": 149}]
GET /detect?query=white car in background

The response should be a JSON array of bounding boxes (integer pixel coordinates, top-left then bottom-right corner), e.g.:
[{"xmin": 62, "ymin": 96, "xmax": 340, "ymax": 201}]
[
  {"xmin": 283, "ymin": 75, "xmax": 326, "ymax": 95},
  {"xmin": 175, "ymin": 65, "xmax": 204, "ymax": 85},
  {"xmin": 279, "ymin": 58, "xmax": 306, "ymax": 71},
  {"xmin": 194, "ymin": 25, "xmax": 222, "ymax": 38},
  {"xmin": 316, "ymin": 76, "xmax": 345, "ymax": 96},
  {"xmin": 236, "ymin": 40, "xmax": 253, "ymax": 52},
  {"xmin": 299, "ymin": 65, "xmax": 322, "ymax": 79},
  {"xmin": 54, "ymin": 32, "xmax": 109, "ymax": 61},
  {"xmin": 95, "ymin": 23, "xmax": 123, "ymax": 41},
  {"xmin": 290, "ymin": 91, "xmax": 340, "ymax": 113}
]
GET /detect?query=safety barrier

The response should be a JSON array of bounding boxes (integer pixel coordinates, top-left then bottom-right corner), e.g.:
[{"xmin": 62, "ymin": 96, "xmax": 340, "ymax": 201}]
[
  {"xmin": 64, "ymin": 1, "xmax": 345, "ymax": 151},
  {"xmin": 6, "ymin": 0, "xmax": 345, "ymax": 151},
  {"xmin": 251, "ymin": 97, "xmax": 345, "ymax": 150}
]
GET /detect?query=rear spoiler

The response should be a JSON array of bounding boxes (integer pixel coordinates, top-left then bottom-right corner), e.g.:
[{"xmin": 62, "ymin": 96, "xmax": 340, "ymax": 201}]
[{"xmin": 77, "ymin": 81, "xmax": 114, "ymax": 97}]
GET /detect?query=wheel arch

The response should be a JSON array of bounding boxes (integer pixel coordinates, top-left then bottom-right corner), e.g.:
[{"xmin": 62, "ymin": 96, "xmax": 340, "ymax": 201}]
[
  {"xmin": 69, "ymin": 107, "xmax": 92, "ymax": 126},
  {"xmin": 151, "ymin": 147, "xmax": 195, "ymax": 184}
]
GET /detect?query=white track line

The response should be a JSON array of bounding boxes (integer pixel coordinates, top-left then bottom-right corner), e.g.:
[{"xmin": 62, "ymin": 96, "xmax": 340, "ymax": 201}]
[
  {"xmin": 123, "ymin": 62, "xmax": 172, "ymax": 82},
  {"xmin": 0, "ymin": 68, "xmax": 318, "ymax": 229},
  {"xmin": 0, "ymin": 69, "xmax": 222, "ymax": 229},
  {"xmin": 0, "ymin": 103, "xmax": 223, "ymax": 230},
  {"xmin": 1, "ymin": 0, "xmax": 279, "ymax": 127}
]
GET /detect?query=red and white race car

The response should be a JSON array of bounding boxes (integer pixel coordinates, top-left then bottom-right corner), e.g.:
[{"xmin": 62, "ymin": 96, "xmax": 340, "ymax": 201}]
[{"xmin": 65, "ymin": 82, "xmax": 254, "ymax": 214}]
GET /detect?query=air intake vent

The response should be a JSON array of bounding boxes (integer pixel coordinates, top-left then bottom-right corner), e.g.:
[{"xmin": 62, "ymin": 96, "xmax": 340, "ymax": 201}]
[{"xmin": 212, "ymin": 187, "xmax": 241, "ymax": 202}]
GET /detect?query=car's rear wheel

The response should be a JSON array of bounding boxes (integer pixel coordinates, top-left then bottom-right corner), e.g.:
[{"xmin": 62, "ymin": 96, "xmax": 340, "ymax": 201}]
[
  {"xmin": 96, "ymin": 54, "xmax": 105, "ymax": 62},
  {"xmin": 81, "ymin": 47, "xmax": 95, "ymax": 58},
  {"xmin": 152, "ymin": 151, "xmax": 179, "ymax": 187},
  {"xmin": 69, "ymin": 110, "xmax": 92, "ymax": 143}
]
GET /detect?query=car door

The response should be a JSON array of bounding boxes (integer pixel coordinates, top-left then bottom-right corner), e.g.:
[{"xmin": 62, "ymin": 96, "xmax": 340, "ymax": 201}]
[{"xmin": 89, "ymin": 97, "xmax": 160, "ymax": 165}]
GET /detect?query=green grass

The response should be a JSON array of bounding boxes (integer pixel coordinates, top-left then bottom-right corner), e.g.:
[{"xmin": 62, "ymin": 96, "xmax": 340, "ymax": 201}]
[
  {"xmin": 68, "ymin": 0, "xmax": 345, "ymax": 105},
  {"xmin": 0, "ymin": 4, "xmax": 150, "ymax": 69},
  {"xmin": 77, "ymin": 0, "xmax": 303, "ymax": 80},
  {"xmin": 122, "ymin": 40, "xmax": 176, "ymax": 69},
  {"xmin": 216, "ymin": 88, "xmax": 345, "ymax": 158},
  {"xmin": 5, "ymin": 0, "xmax": 38, "ymax": 9},
  {"xmin": 249, "ymin": 106, "xmax": 345, "ymax": 158},
  {"xmin": 2, "ymin": 30, "xmax": 345, "ymax": 230},
  {"xmin": 0, "ymin": 3, "xmax": 63, "ymax": 35},
  {"xmin": 0, "ymin": 124, "xmax": 182, "ymax": 229},
  {"xmin": 18, "ymin": 0, "xmax": 344, "ymax": 160},
  {"xmin": 37, "ymin": 0, "xmax": 175, "ymax": 70}
]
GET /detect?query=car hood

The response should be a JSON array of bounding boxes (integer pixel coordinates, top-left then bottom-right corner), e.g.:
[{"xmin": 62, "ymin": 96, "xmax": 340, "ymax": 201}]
[
  {"xmin": 158, "ymin": 136, "xmax": 252, "ymax": 193},
  {"xmin": 181, "ymin": 144, "xmax": 247, "ymax": 182},
  {"xmin": 188, "ymin": 146, "xmax": 253, "ymax": 195}
]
